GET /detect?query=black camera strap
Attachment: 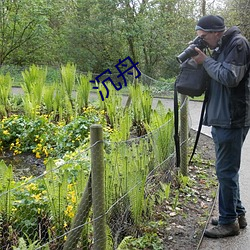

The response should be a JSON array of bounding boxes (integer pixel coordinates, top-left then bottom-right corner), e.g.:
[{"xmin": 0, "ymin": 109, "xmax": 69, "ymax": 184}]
[
  {"xmin": 174, "ymin": 82, "xmax": 181, "ymax": 168},
  {"xmin": 189, "ymin": 91, "xmax": 208, "ymax": 164},
  {"xmin": 174, "ymin": 85, "xmax": 208, "ymax": 168}
]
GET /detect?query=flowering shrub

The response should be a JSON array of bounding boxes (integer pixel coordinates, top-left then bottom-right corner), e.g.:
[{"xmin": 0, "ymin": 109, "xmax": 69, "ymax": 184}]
[
  {"xmin": 0, "ymin": 71, "xmax": 176, "ymax": 248},
  {"xmin": 0, "ymin": 106, "xmax": 104, "ymax": 158},
  {"xmin": 12, "ymin": 177, "xmax": 49, "ymax": 239}
]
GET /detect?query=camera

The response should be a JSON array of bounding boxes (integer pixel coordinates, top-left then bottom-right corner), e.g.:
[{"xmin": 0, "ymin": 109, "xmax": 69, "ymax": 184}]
[{"xmin": 176, "ymin": 36, "xmax": 208, "ymax": 64}]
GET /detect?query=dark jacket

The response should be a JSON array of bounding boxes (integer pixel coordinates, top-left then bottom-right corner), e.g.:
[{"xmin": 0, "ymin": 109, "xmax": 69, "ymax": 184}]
[{"xmin": 203, "ymin": 26, "xmax": 250, "ymax": 128}]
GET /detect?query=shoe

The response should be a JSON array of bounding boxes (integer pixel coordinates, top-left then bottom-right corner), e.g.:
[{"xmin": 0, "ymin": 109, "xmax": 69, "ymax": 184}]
[
  {"xmin": 204, "ymin": 222, "xmax": 240, "ymax": 238},
  {"xmin": 211, "ymin": 214, "xmax": 247, "ymax": 229}
]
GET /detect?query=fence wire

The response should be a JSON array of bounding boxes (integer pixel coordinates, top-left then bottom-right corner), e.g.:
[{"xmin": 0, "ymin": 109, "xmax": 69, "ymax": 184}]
[
  {"xmin": 0, "ymin": 70, "xmax": 192, "ymax": 249},
  {"xmin": 0, "ymin": 118, "xmax": 183, "ymax": 249}
]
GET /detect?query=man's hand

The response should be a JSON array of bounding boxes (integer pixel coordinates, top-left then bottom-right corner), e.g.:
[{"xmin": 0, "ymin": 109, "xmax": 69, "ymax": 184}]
[{"xmin": 192, "ymin": 47, "xmax": 207, "ymax": 64}]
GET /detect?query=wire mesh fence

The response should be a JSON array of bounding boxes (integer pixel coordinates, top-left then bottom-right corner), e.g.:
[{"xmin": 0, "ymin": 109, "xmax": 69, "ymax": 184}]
[
  {"xmin": 0, "ymin": 100, "xmax": 192, "ymax": 249},
  {"xmin": 0, "ymin": 67, "xmax": 191, "ymax": 249}
]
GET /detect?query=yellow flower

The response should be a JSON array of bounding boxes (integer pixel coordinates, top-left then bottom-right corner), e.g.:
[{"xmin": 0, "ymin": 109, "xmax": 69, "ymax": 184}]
[
  {"xmin": 43, "ymin": 147, "xmax": 49, "ymax": 157},
  {"xmin": 100, "ymin": 110, "xmax": 106, "ymax": 115},
  {"xmin": 36, "ymin": 152, "xmax": 41, "ymax": 159},
  {"xmin": 32, "ymin": 193, "xmax": 42, "ymax": 201},
  {"xmin": 14, "ymin": 149, "xmax": 22, "ymax": 155},
  {"xmin": 12, "ymin": 207, "xmax": 17, "ymax": 212},
  {"xmin": 3, "ymin": 130, "xmax": 9, "ymax": 135},
  {"xmin": 71, "ymin": 195, "xmax": 76, "ymax": 204},
  {"xmin": 26, "ymin": 183, "xmax": 37, "ymax": 191},
  {"xmin": 65, "ymin": 205, "xmax": 74, "ymax": 218}
]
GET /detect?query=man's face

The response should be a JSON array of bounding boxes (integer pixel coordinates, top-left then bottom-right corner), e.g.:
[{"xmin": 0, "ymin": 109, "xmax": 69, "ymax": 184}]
[{"xmin": 196, "ymin": 30, "xmax": 221, "ymax": 49}]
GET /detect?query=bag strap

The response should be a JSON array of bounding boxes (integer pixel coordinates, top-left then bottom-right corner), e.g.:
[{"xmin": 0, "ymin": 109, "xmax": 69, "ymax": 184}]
[
  {"xmin": 188, "ymin": 91, "xmax": 208, "ymax": 164},
  {"xmin": 174, "ymin": 81, "xmax": 208, "ymax": 167},
  {"xmin": 174, "ymin": 80, "xmax": 180, "ymax": 168}
]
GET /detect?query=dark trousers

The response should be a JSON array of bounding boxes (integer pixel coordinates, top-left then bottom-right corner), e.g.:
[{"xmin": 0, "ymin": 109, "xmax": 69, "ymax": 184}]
[{"xmin": 211, "ymin": 126, "xmax": 249, "ymax": 225}]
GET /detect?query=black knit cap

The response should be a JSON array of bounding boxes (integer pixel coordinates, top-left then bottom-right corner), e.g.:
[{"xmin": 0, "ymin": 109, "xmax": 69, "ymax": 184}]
[{"xmin": 195, "ymin": 15, "xmax": 225, "ymax": 32}]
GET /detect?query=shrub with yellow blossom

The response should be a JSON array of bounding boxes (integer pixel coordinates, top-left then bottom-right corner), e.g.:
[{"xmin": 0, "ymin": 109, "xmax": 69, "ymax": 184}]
[{"xmin": 0, "ymin": 105, "xmax": 105, "ymax": 158}]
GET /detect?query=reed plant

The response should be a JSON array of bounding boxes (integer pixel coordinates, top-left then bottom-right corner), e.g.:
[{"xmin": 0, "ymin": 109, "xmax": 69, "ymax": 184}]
[
  {"xmin": 43, "ymin": 157, "xmax": 89, "ymax": 228},
  {"xmin": 52, "ymin": 82, "xmax": 73, "ymax": 122},
  {"xmin": 128, "ymin": 84, "xmax": 153, "ymax": 134},
  {"xmin": 97, "ymin": 82, "xmax": 123, "ymax": 128},
  {"xmin": 126, "ymin": 140, "xmax": 150, "ymax": 224},
  {"xmin": 43, "ymin": 159, "xmax": 68, "ymax": 223},
  {"xmin": 105, "ymin": 137, "xmax": 153, "ymax": 226},
  {"xmin": 60, "ymin": 63, "xmax": 76, "ymax": 103},
  {"xmin": 145, "ymin": 100, "xmax": 174, "ymax": 164},
  {"xmin": 43, "ymin": 159, "xmax": 69, "ymax": 247},
  {"xmin": 0, "ymin": 161, "xmax": 14, "ymax": 222},
  {"xmin": 141, "ymin": 89, "xmax": 153, "ymax": 124},
  {"xmin": 43, "ymin": 84, "xmax": 56, "ymax": 114},
  {"xmin": 76, "ymin": 72, "xmax": 92, "ymax": 112},
  {"xmin": 128, "ymin": 84, "xmax": 143, "ymax": 125},
  {"xmin": 21, "ymin": 65, "xmax": 47, "ymax": 118},
  {"xmin": 110, "ymin": 109, "xmax": 132, "ymax": 141},
  {"xmin": 0, "ymin": 73, "xmax": 12, "ymax": 117}
]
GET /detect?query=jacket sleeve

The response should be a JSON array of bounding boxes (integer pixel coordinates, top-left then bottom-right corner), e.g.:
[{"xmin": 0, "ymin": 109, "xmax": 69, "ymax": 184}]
[{"xmin": 203, "ymin": 37, "xmax": 250, "ymax": 87}]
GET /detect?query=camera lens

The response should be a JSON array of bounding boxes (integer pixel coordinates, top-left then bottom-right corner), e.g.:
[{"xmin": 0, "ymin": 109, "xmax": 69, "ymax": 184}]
[{"xmin": 176, "ymin": 44, "xmax": 198, "ymax": 63}]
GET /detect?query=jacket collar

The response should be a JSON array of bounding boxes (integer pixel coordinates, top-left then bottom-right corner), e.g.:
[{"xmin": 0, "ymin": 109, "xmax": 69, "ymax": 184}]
[
  {"xmin": 221, "ymin": 26, "xmax": 241, "ymax": 46},
  {"xmin": 212, "ymin": 26, "xmax": 241, "ymax": 58}
]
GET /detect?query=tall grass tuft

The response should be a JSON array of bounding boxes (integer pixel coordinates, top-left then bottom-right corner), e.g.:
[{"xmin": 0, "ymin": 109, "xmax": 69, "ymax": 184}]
[
  {"xmin": 60, "ymin": 63, "xmax": 76, "ymax": 103},
  {"xmin": 76, "ymin": 72, "xmax": 92, "ymax": 112},
  {"xmin": 43, "ymin": 84, "xmax": 56, "ymax": 114},
  {"xmin": 145, "ymin": 100, "xmax": 174, "ymax": 164},
  {"xmin": 128, "ymin": 84, "xmax": 153, "ymax": 134},
  {"xmin": 97, "ymin": 82, "xmax": 123, "ymax": 128},
  {"xmin": 0, "ymin": 161, "xmax": 14, "ymax": 222},
  {"xmin": 0, "ymin": 73, "xmax": 12, "ymax": 117},
  {"xmin": 43, "ymin": 159, "xmax": 68, "ymax": 237},
  {"xmin": 21, "ymin": 65, "xmax": 47, "ymax": 118}
]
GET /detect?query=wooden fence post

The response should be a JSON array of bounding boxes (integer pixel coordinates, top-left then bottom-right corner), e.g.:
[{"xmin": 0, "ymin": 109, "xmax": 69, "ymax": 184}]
[{"xmin": 91, "ymin": 124, "xmax": 106, "ymax": 250}]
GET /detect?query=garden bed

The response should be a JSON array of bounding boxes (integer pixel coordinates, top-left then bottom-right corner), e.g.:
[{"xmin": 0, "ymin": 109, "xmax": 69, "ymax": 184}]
[{"xmin": 0, "ymin": 130, "xmax": 217, "ymax": 250}]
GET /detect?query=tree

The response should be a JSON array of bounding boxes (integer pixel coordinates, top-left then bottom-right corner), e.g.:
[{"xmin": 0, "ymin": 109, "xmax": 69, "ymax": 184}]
[
  {"xmin": 220, "ymin": 0, "xmax": 250, "ymax": 39},
  {"xmin": 0, "ymin": 0, "xmax": 48, "ymax": 65},
  {"xmin": 1, "ymin": 0, "xmax": 230, "ymax": 79},
  {"xmin": 66, "ymin": 0, "xmax": 200, "ymax": 78}
]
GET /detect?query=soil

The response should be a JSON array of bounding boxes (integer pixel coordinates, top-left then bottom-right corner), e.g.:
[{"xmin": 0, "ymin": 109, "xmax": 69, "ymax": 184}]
[
  {"xmin": 0, "ymin": 152, "xmax": 45, "ymax": 180},
  {"xmin": 158, "ymin": 130, "xmax": 217, "ymax": 250}
]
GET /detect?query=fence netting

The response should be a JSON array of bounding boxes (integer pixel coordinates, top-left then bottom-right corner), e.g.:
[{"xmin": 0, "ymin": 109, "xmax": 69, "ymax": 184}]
[
  {"xmin": 0, "ymin": 67, "xmax": 196, "ymax": 249},
  {"xmin": 0, "ymin": 106, "xmax": 192, "ymax": 249}
]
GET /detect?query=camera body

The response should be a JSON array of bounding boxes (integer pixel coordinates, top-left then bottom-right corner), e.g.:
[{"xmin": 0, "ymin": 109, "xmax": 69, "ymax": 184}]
[{"xmin": 176, "ymin": 36, "xmax": 208, "ymax": 64}]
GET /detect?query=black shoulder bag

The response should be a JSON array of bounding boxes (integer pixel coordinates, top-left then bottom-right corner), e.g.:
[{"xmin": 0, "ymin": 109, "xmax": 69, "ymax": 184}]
[
  {"xmin": 175, "ymin": 58, "xmax": 208, "ymax": 97},
  {"xmin": 174, "ymin": 58, "xmax": 210, "ymax": 168}
]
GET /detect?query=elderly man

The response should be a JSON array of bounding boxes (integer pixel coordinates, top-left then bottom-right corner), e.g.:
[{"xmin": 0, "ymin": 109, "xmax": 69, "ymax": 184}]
[{"xmin": 192, "ymin": 15, "xmax": 250, "ymax": 238}]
